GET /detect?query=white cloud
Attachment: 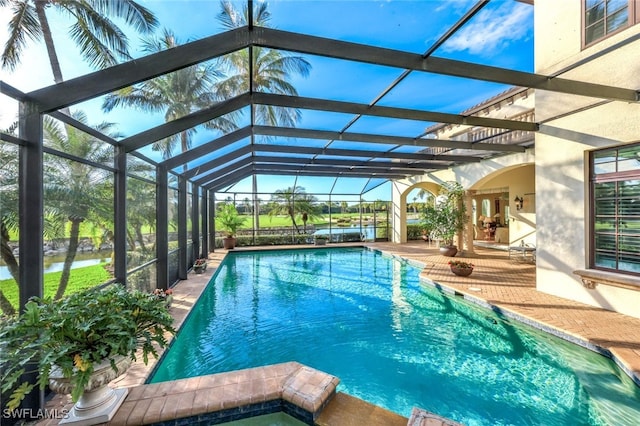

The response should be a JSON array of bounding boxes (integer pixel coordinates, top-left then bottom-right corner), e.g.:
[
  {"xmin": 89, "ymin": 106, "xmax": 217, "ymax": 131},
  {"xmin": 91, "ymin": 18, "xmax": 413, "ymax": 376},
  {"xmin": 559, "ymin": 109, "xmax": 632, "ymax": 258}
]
[{"xmin": 441, "ymin": 2, "xmax": 533, "ymax": 56}]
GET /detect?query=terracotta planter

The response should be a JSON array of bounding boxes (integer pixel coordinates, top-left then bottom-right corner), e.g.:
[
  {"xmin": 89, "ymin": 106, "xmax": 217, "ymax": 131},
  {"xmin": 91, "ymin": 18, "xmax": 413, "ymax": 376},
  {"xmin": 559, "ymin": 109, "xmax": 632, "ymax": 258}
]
[
  {"xmin": 223, "ymin": 237, "xmax": 236, "ymax": 249},
  {"xmin": 439, "ymin": 245, "xmax": 458, "ymax": 257},
  {"xmin": 450, "ymin": 266, "xmax": 473, "ymax": 277}
]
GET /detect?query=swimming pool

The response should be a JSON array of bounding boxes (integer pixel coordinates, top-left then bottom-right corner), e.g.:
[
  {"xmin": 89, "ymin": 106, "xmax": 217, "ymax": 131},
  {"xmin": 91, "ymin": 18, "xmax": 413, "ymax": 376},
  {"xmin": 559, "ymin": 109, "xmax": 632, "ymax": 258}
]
[{"xmin": 150, "ymin": 248, "xmax": 640, "ymax": 425}]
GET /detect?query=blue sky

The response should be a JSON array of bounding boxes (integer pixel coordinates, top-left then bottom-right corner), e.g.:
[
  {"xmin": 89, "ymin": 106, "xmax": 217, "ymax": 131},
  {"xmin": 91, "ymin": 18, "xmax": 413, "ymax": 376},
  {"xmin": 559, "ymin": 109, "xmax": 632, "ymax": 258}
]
[{"xmin": 0, "ymin": 0, "xmax": 533, "ymax": 200}]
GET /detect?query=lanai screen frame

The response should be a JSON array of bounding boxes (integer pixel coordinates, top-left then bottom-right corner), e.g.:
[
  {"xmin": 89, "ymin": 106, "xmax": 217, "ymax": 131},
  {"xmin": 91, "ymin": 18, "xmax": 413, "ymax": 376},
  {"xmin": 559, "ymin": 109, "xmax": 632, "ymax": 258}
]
[{"xmin": 1, "ymin": 0, "xmax": 639, "ymax": 314}]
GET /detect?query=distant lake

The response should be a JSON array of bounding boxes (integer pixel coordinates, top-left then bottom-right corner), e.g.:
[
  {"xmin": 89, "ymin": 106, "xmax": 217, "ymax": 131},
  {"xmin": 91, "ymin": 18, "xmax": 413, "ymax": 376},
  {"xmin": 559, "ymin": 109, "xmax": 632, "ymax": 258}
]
[{"xmin": 0, "ymin": 252, "xmax": 110, "ymax": 281}]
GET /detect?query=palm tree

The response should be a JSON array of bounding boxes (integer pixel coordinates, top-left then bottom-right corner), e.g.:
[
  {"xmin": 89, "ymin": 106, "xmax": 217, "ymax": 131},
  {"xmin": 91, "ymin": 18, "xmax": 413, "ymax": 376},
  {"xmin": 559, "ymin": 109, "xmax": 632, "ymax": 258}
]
[
  {"xmin": 242, "ymin": 197, "xmax": 252, "ymax": 215},
  {"xmin": 102, "ymin": 29, "xmax": 238, "ymax": 162},
  {"xmin": 268, "ymin": 186, "xmax": 322, "ymax": 234},
  {"xmin": 127, "ymin": 171, "xmax": 156, "ymax": 253},
  {"xmin": 0, "ymin": 139, "xmax": 19, "ymax": 315},
  {"xmin": 216, "ymin": 1, "xmax": 311, "ymax": 232},
  {"xmin": 1, "ymin": 0, "xmax": 157, "ymax": 83},
  {"xmin": 43, "ymin": 111, "xmax": 119, "ymax": 300},
  {"xmin": 2, "ymin": 0, "xmax": 156, "ymax": 313},
  {"xmin": 216, "ymin": 0, "xmax": 311, "ymax": 126}
]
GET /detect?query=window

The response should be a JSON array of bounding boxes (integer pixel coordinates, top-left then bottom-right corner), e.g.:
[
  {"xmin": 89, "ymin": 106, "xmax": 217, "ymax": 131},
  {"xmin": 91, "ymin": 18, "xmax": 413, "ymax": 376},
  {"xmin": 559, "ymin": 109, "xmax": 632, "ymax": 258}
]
[
  {"xmin": 591, "ymin": 143, "xmax": 640, "ymax": 275},
  {"xmin": 584, "ymin": 0, "xmax": 639, "ymax": 46}
]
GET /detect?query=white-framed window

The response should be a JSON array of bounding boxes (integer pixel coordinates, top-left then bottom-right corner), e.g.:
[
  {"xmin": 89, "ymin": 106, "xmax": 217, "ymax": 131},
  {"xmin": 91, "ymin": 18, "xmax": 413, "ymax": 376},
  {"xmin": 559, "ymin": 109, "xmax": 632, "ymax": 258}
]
[
  {"xmin": 584, "ymin": 0, "xmax": 639, "ymax": 46},
  {"xmin": 590, "ymin": 142, "xmax": 640, "ymax": 275}
]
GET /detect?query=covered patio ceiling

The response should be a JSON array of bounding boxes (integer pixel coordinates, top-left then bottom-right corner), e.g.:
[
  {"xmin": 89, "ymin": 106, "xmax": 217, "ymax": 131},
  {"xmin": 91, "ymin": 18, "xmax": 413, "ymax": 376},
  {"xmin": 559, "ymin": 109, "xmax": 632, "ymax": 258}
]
[{"xmin": 4, "ymin": 0, "xmax": 639, "ymax": 195}]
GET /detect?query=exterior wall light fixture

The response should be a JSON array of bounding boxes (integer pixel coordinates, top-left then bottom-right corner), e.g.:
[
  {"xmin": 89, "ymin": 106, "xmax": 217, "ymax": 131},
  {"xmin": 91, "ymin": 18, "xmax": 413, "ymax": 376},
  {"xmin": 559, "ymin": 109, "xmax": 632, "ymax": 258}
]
[{"xmin": 514, "ymin": 196, "xmax": 524, "ymax": 211}]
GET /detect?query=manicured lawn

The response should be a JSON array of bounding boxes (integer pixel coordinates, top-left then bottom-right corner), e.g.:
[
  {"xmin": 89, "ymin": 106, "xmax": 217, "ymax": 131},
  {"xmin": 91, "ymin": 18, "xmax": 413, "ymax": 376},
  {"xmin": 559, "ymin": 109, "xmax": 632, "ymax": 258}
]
[
  {"xmin": 0, "ymin": 263, "xmax": 111, "ymax": 311},
  {"xmin": 230, "ymin": 213, "xmax": 385, "ymax": 229}
]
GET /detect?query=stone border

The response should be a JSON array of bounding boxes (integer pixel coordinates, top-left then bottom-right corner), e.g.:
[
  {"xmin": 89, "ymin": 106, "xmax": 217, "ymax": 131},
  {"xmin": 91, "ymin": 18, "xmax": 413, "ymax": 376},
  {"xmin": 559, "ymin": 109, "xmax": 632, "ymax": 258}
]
[{"xmin": 111, "ymin": 362, "xmax": 340, "ymax": 425}]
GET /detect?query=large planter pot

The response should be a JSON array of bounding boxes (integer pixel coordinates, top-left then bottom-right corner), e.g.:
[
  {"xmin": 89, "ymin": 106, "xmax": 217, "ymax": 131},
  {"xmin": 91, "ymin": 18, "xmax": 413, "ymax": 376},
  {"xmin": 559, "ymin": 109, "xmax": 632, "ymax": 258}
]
[
  {"xmin": 314, "ymin": 239, "xmax": 327, "ymax": 246},
  {"xmin": 439, "ymin": 245, "xmax": 458, "ymax": 257},
  {"xmin": 223, "ymin": 236, "xmax": 236, "ymax": 249},
  {"xmin": 49, "ymin": 356, "xmax": 131, "ymax": 425},
  {"xmin": 450, "ymin": 266, "xmax": 473, "ymax": 277}
]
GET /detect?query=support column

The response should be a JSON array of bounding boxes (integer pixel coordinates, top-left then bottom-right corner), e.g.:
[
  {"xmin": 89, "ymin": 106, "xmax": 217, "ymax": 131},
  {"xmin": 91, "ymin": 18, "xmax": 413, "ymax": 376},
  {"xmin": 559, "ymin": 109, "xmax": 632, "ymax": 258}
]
[
  {"xmin": 18, "ymin": 100, "xmax": 45, "ymax": 414},
  {"xmin": 18, "ymin": 101, "xmax": 43, "ymax": 307},
  {"xmin": 156, "ymin": 165, "xmax": 168, "ymax": 290},
  {"xmin": 460, "ymin": 190, "xmax": 476, "ymax": 255},
  {"xmin": 177, "ymin": 176, "xmax": 187, "ymax": 280},
  {"xmin": 114, "ymin": 146, "xmax": 127, "ymax": 286},
  {"xmin": 391, "ymin": 180, "xmax": 411, "ymax": 243},
  {"xmin": 252, "ymin": 174, "xmax": 259, "ymax": 243},
  {"xmin": 209, "ymin": 191, "xmax": 216, "ymax": 251},
  {"xmin": 201, "ymin": 188, "xmax": 209, "ymax": 257},
  {"xmin": 192, "ymin": 184, "xmax": 200, "ymax": 260}
]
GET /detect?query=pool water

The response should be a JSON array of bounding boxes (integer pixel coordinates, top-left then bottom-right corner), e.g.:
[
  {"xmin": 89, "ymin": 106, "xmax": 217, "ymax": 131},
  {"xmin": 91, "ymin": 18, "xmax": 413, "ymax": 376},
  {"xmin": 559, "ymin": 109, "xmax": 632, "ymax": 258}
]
[
  {"xmin": 150, "ymin": 248, "xmax": 640, "ymax": 425},
  {"xmin": 220, "ymin": 412, "xmax": 305, "ymax": 426}
]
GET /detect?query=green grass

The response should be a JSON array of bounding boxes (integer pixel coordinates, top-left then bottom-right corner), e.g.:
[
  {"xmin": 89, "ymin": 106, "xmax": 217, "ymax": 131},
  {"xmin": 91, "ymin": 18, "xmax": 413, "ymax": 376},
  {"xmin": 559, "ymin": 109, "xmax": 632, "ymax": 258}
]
[
  {"xmin": 0, "ymin": 263, "xmax": 111, "ymax": 311},
  {"xmin": 229, "ymin": 213, "xmax": 386, "ymax": 229}
]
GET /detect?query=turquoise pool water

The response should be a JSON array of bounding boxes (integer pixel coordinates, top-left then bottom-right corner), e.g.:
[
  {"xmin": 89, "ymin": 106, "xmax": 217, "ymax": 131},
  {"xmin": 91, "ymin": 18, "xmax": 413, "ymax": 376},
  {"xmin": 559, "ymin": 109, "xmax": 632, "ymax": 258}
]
[{"xmin": 150, "ymin": 248, "xmax": 640, "ymax": 425}]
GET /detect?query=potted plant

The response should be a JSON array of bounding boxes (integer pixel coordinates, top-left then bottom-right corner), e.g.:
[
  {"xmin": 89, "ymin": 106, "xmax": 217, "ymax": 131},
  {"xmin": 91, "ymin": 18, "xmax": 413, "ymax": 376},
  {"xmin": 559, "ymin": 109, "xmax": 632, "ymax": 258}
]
[
  {"xmin": 193, "ymin": 258, "xmax": 207, "ymax": 274},
  {"xmin": 420, "ymin": 181, "xmax": 467, "ymax": 257},
  {"xmin": 153, "ymin": 287, "xmax": 174, "ymax": 307},
  {"xmin": 314, "ymin": 234, "xmax": 329, "ymax": 245},
  {"xmin": 0, "ymin": 285, "xmax": 175, "ymax": 425},
  {"xmin": 448, "ymin": 259, "xmax": 475, "ymax": 277},
  {"xmin": 217, "ymin": 204, "xmax": 246, "ymax": 249}
]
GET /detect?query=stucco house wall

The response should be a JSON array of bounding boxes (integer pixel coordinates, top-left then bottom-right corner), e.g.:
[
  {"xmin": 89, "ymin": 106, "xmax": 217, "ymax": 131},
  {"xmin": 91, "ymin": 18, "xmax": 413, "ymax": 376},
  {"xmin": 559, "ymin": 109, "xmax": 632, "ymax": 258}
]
[{"xmin": 534, "ymin": 0, "xmax": 640, "ymax": 318}]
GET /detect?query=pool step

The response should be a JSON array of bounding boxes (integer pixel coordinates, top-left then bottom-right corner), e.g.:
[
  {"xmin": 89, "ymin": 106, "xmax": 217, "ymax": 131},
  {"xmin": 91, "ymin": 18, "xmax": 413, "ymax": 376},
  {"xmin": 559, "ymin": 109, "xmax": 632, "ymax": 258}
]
[
  {"xmin": 315, "ymin": 392, "xmax": 407, "ymax": 426},
  {"xmin": 315, "ymin": 393, "xmax": 462, "ymax": 426},
  {"xmin": 406, "ymin": 408, "xmax": 463, "ymax": 426}
]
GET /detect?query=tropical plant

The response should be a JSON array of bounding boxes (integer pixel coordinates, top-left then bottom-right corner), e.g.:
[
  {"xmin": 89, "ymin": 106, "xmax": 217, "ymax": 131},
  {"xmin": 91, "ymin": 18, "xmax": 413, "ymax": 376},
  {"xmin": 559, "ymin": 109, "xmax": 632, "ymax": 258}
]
[
  {"xmin": 0, "ymin": 285, "xmax": 175, "ymax": 409},
  {"xmin": 102, "ymin": 28, "xmax": 238, "ymax": 162},
  {"xmin": 43, "ymin": 112, "xmax": 119, "ymax": 300},
  {"xmin": 1, "ymin": 0, "xmax": 157, "ymax": 83},
  {"xmin": 420, "ymin": 181, "xmax": 467, "ymax": 247},
  {"xmin": 268, "ymin": 186, "xmax": 322, "ymax": 234},
  {"xmin": 216, "ymin": 204, "xmax": 246, "ymax": 237}
]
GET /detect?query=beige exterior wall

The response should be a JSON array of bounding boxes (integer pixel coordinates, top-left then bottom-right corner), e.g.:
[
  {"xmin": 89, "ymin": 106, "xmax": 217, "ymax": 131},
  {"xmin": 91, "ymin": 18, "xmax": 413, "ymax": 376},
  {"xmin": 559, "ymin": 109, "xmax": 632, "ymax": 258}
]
[{"xmin": 534, "ymin": 1, "xmax": 640, "ymax": 318}]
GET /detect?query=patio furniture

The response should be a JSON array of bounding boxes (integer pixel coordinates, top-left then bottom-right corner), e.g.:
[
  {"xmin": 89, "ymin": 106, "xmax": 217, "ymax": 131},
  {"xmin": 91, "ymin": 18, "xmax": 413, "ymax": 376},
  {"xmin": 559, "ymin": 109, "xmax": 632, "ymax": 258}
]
[{"xmin": 509, "ymin": 244, "xmax": 536, "ymax": 262}]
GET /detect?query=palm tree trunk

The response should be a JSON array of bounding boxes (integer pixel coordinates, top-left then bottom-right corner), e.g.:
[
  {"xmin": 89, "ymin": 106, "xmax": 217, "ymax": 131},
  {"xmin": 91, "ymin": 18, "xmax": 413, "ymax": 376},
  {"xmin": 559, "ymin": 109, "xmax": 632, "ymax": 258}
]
[
  {"xmin": 34, "ymin": 1, "xmax": 64, "ymax": 85},
  {"xmin": 135, "ymin": 226, "xmax": 147, "ymax": 251},
  {"xmin": 0, "ymin": 221, "xmax": 18, "ymax": 315},
  {"xmin": 54, "ymin": 217, "xmax": 84, "ymax": 300},
  {"xmin": 0, "ymin": 221, "xmax": 19, "ymax": 283},
  {"xmin": 287, "ymin": 207, "xmax": 299, "ymax": 233},
  {"xmin": 127, "ymin": 229, "xmax": 136, "ymax": 252},
  {"xmin": 0, "ymin": 289, "xmax": 16, "ymax": 316},
  {"xmin": 35, "ymin": 1, "xmax": 72, "ymax": 119}
]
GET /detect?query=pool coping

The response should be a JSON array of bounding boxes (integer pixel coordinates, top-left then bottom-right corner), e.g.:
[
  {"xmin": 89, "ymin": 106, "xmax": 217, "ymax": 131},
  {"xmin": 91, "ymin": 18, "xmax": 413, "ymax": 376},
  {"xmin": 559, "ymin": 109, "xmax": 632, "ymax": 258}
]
[
  {"xmin": 416, "ymin": 275, "xmax": 640, "ymax": 388},
  {"xmin": 110, "ymin": 362, "xmax": 340, "ymax": 425}
]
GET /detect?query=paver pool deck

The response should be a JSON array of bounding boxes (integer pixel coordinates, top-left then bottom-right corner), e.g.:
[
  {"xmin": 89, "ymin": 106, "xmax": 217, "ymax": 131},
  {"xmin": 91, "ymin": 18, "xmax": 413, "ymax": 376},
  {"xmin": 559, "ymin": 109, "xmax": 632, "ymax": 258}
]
[{"xmin": 40, "ymin": 242, "xmax": 640, "ymax": 425}]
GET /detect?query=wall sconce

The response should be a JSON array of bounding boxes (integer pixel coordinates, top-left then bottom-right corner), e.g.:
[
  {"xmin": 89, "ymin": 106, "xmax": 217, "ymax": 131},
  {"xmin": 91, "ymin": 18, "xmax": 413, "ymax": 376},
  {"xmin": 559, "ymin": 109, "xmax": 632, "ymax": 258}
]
[{"xmin": 514, "ymin": 196, "xmax": 524, "ymax": 211}]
